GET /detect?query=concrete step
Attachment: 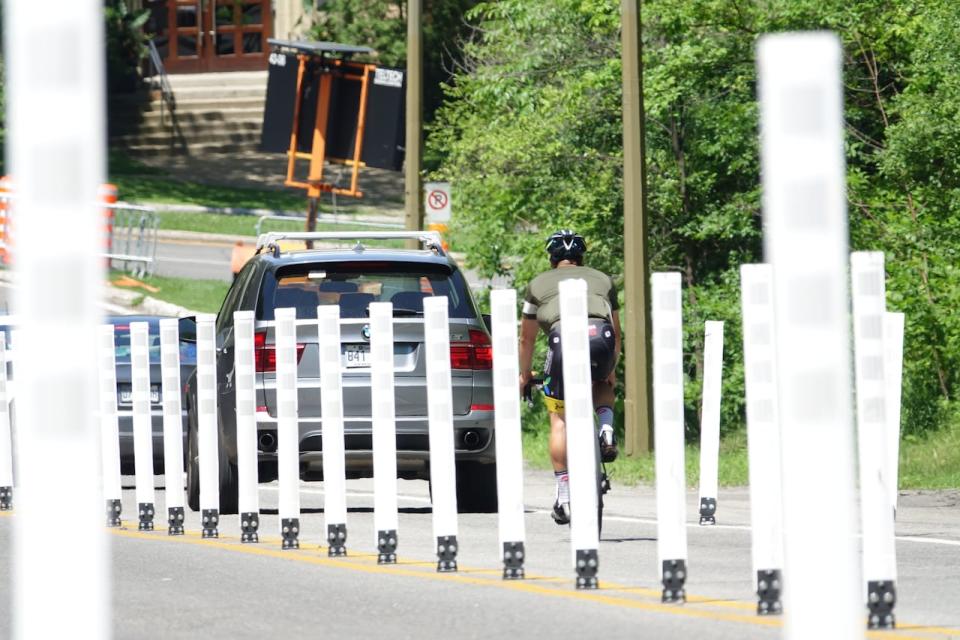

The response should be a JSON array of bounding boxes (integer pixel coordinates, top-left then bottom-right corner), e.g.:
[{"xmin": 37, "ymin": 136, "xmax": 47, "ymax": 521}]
[
  {"xmin": 111, "ymin": 96, "xmax": 265, "ymax": 116},
  {"xmin": 112, "ymin": 128, "xmax": 263, "ymax": 147},
  {"xmin": 118, "ymin": 140, "xmax": 263, "ymax": 156},
  {"xmin": 158, "ymin": 70, "xmax": 268, "ymax": 89},
  {"xmin": 109, "ymin": 108, "xmax": 266, "ymax": 135},
  {"xmin": 168, "ymin": 84, "xmax": 267, "ymax": 101},
  {"xmin": 109, "ymin": 118, "xmax": 263, "ymax": 138}
]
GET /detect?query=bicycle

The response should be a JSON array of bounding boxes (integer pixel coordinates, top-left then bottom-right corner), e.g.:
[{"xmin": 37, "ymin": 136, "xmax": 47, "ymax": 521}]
[{"xmin": 523, "ymin": 377, "xmax": 611, "ymax": 535}]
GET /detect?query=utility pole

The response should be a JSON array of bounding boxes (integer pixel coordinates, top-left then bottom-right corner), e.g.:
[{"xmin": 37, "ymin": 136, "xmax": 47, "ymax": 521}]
[
  {"xmin": 404, "ymin": 0, "xmax": 424, "ymax": 247},
  {"xmin": 621, "ymin": 0, "xmax": 653, "ymax": 454}
]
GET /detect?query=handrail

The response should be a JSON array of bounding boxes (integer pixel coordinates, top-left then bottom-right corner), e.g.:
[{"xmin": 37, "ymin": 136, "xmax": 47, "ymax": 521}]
[
  {"xmin": 146, "ymin": 39, "xmax": 176, "ymax": 126},
  {"xmin": 255, "ymin": 230, "xmax": 444, "ymax": 254}
]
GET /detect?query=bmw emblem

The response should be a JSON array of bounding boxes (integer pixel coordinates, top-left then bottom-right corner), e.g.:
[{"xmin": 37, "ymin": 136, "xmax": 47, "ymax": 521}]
[{"xmin": 361, "ymin": 324, "xmax": 371, "ymax": 341}]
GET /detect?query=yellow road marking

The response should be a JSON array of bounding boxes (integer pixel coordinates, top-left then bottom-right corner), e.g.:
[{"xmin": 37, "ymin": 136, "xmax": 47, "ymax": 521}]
[{"xmin": 2, "ymin": 511, "xmax": 957, "ymax": 637}]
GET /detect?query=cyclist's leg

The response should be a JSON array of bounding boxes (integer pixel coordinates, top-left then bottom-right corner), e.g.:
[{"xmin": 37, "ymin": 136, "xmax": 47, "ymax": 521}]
[
  {"xmin": 588, "ymin": 320, "xmax": 618, "ymax": 462},
  {"xmin": 543, "ymin": 328, "xmax": 571, "ymax": 525}
]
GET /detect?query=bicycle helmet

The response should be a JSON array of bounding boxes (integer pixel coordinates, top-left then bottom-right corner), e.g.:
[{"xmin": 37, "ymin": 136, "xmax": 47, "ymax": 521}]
[{"xmin": 545, "ymin": 229, "xmax": 587, "ymax": 265}]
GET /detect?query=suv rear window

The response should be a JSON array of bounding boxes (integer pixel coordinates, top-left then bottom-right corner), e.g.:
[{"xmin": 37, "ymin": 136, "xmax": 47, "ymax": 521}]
[{"xmin": 257, "ymin": 262, "xmax": 476, "ymax": 320}]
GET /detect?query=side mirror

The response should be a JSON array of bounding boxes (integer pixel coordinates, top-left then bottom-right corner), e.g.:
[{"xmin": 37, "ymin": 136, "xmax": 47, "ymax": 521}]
[{"xmin": 178, "ymin": 316, "xmax": 198, "ymax": 343}]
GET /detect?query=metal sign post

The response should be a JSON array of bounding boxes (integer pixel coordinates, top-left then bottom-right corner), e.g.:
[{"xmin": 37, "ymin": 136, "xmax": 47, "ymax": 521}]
[
  {"xmin": 851, "ymin": 251, "xmax": 898, "ymax": 629},
  {"xmin": 423, "ymin": 296, "xmax": 460, "ymax": 572},
  {"xmin": 740, "ymin": 264, "xmax": 785, "ymax": 615},
  {"xmin": 131, "ymin": 321, "xmax": 157, "ymax": 531},
  {"xmin": 196, "ymin": 314, "xmax": 221, "ymax": 538},
  {"xmin": 490, "ymin": 289, "xmax": 527, "ymax": 580},
  {"xmin": 651, "ymin": 272, "xmax": 688, "ymax": 603},
  {"xmin": 234, "ymin": 311, "xmax": 261, "ymax": 543},
  {"xmin": 159, "ymin": 319, "xmax": 186, "ymax": 535},
  {"xmin": 317, "ymin": 306, "xmax": 349, "ymax": 556},
  {"xmin": 697, "ymin": 320, "xmax": 723, "ymax": 525},
  {"xmin": 370, "ymin": 301, "xmax": 400, "ymax": 563},
  {"xmin": 275, "ymin": 307, "xmax": 301, "ymax": 550},
  {"xmin": 559, "ymin": 279, "xmax": 601, "ymax": 590},
  {"xmin": 758, "ymin": 32, "xmax": 862, "ymax": 639}
]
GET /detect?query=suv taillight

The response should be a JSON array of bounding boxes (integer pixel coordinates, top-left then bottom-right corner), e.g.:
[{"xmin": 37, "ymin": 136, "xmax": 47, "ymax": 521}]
[
  {"xmin": 254, "ymin": 330, "xmax": 305, "ymax": 373},
  {"xmin": 450, "ymin": 329, "xmax": 493, "ymax": 370}
]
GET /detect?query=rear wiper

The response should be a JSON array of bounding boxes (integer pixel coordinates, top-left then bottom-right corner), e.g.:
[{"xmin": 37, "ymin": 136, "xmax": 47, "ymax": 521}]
[{"xmin": 392, "ymin": 308, "xmax": 424, "ymax": 317}]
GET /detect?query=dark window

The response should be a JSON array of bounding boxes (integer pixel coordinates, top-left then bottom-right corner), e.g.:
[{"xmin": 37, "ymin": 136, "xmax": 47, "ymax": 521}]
[{"xmin": 258, "ymin": 262, "xmax": 475, "ymax": 320}]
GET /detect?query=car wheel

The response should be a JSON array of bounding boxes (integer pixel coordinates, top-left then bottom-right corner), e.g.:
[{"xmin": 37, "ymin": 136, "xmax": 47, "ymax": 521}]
[
  {"xmin": 455, "ymin": 461, "xmax": 498, "ymax": 513},
  {"xmin": 186, "ymin": 421, "xmax": 200, "ymax": 512},
  {"xmin": 218, "ymin": 436, "xmax": 239, "ymax": 515}
]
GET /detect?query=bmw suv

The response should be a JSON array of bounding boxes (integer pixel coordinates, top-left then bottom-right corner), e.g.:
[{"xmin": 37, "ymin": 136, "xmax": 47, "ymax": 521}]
[{"xmin": 184, "ymin": 232, "xmax": 498, "ymax": 514}]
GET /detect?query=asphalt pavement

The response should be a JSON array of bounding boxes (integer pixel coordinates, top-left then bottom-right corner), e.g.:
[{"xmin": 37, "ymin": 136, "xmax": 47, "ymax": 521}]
[{"xmin": 2, "ymin": 472, "xmax": 959, "ymax": 639}]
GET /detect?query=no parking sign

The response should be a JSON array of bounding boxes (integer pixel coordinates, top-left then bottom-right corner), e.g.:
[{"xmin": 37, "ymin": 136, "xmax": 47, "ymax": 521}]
[{"xmin": 424, "ymin": 182, "xmax": 452, "ymax": 223}]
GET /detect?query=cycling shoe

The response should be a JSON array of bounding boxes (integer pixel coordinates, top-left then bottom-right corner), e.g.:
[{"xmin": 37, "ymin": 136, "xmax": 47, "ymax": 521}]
[
  {"xmin": 552, "ymin": 500, "xmax": 571, "ymax": 526},
  {"xmin": 600, "ymin": 428, "xmax": 618, "ymax": 463}
]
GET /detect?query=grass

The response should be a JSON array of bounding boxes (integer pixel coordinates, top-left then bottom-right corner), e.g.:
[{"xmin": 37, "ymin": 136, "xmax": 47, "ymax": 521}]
[
  {"xmin": 108, "ymin": 151, "xmax": 396, "ymax": 220},
  {"xmin": 109, "ymin": 151, "xmax": 307, "ymax": 212},
  {"xmin": 111, "ymin": 271, "xmax": 230, "ymax": 314},
  {"xmin": 522, "ymin": 402, "xmax": 960, "ymax": 490},
  {"xmin": 156, "ymin": 210, "xmax": 404, "ymax": 243},
  {"xmin": 899, "ymin": 419, "xmax": 960, "ymax": 488}
]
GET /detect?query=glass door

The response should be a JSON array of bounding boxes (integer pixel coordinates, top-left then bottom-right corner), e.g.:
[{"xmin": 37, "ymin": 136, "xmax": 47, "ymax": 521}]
[{"xmin": 146, "ymin": 0, "xmax": 272, "ymax": 73}]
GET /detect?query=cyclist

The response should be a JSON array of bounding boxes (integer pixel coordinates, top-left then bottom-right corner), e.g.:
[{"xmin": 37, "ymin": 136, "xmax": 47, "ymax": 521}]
[{"xmin": 519, "ymin": 229, "xmax": 621, "ymax": 525}]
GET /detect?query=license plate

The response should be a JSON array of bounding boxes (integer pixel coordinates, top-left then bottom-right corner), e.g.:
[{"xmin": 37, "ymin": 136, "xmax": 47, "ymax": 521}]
[
  {"xmin": 342, "ymin": 344, "xmax": 371, "ymax": 368},
  {"xmin": 119, "ymin": 387, "xmax": 160, "ymax": 404}
]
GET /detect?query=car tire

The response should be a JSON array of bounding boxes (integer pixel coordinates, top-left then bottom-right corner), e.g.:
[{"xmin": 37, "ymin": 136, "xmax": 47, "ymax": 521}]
[
  {"xmin": 186, "ymin": 421, "xmax": 200, "ymax": 512},
  {"xmin": 455, "ymin": 461, "xmax": 498, "ymax": 513},
  {"xmin": 218, "ymin": 437, "xmax": 239, "ymax": 515}
]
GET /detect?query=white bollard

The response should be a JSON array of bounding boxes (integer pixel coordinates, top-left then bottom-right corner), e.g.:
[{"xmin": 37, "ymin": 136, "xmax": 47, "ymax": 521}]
[
  {"xmin": 758, "ymin": 32, "xmax": 862, "ymax": 639},
  {"xmin": 490, "ymin": 289, "xmax": 527, "ymax": 580},
  {"xmin": 317, "ymin": 306, "xmax": 348, "ymax": 556},
  {"xmin": 159, "ymin": 319, "xmax": 186, "ymax": 535},
  {"xmin": 275, "ymin": 307, "xmax": 301, "ymax": 549},
  {"xmin": 423, "ymin": 296, "xmax": 460, "ymax": 572},
  {"xmin": 8, "ymin": 1, "xmax": 109, "ymax": 633},
  {"xmin": 740, "ymin": 264, "xmax": 785, "ymax": 615},
  {"xmin": 196, "ymin": 313, "xmax": 221, "ymax": 538},
  {"xmin": 96, "ymin": 326, "xmax": 122, "ymax": 526},
  {"xmin": 697, "ymin": 320, "xmax": 724, "ymax": 525},
  {"xmin": 370, "ymin": 301, "xmax": 399, "ymax": 563},
  {"xmin": 233, "ymin": 311, "xmax": 260, "ymax": 543},
  {"xmin": 558, "ymin": 279, "xmax": 601, "ymax": 590},
  {"xmin": 883, "ymin": 312, "xmax": 904, "ymax": 516},
  {"xmin": 651, "ymin": 272, "xmax": 688, "ymax": 603},
  {"xmin": 851, "ymin": 252, "xmax": 898, "ymax": 629},
  {"xmin": 130, "ymin": 322, "xmax": 157, "ymax": 531},
  {"xmin": 0, "ymin": 341, "xmax": 15, "ymax": 512}
]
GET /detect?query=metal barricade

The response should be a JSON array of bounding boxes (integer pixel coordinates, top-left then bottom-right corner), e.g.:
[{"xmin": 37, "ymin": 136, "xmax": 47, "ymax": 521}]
[{"xmin": 106, "ymin": 202, "xmax": 159, "ymax": 278}]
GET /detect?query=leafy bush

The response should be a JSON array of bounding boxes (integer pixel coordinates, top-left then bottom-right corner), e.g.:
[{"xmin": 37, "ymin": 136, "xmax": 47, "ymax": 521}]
[
  {"xmin": 105, "ymin": 0, "xmax": 150, "ymax": 92},
  {"xmin": 429, "ymin": 0, "xmax": 960, "ymax": 439}
]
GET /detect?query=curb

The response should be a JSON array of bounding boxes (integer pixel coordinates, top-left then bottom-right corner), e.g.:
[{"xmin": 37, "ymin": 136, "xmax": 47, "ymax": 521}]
[{"xmin": 143, "ymin": 201, "xmax": 402, "ymax": 225}]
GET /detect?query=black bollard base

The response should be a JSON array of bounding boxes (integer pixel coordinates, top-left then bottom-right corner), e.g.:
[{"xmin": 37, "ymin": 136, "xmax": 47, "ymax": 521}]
[
  {"xmin": 138, "ymin": 502, "xmax": 155, "ymax": 531},
  {"xmin": 662, "ymin": 559, "xmax": 687, "ymax": 603},
  {"xmin": 240, "ymin": 511, "xmax": 259, "ymax": 543},
  {"xmin": 502, "ymin": 541, "xmax": 525, "ymax": 580},
  {"xmin": 575, "ymin": 549, "xmax": 599, "ymax": 590},
  {"xmin": 201, "ymin": 508, "xmax": 219, "ymax": 539},
  {"xmin": 377, "ymin": 529, "xmax": 397, "ymax": 564}
]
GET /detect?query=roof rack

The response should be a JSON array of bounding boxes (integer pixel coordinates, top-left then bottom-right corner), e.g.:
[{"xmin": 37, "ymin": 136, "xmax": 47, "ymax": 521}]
[{"xmin": 255, "ymin": 231, "xmax": 446, "ymax": 256}]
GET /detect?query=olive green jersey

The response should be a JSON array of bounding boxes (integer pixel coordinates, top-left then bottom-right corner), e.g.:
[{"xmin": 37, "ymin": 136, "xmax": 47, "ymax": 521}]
[{"xmin": 521, "ymin": 265, "xmax": 619, "ymax": 332}]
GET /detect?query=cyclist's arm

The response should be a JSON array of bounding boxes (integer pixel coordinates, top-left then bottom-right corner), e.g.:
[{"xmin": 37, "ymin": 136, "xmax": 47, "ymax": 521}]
[{"xmin": 518, "ymin": 316, "xmax": 539, "ymax": 385}]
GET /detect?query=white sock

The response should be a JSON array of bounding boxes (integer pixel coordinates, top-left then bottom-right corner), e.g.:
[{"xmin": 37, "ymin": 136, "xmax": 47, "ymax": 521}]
[{"xmin": 555, "ymin": 471, "xmax": 570, "ymax": 503}]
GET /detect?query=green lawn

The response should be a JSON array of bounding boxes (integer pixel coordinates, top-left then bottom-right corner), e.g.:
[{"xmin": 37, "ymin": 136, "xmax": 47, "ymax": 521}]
[
  {"xmin": 157, "ymin": 210, "xmax": 404, "ymax": 240},
  {"xmin": 109, "ymin": 151, "xmax": 307, "ymax": 212},
  {"xmin": 112, "ymin": 271, "xmax": 230, "ymax": 314},
  {"xmin": 522, "ymin": 402, "xmax": 959, "ymax": 490}
]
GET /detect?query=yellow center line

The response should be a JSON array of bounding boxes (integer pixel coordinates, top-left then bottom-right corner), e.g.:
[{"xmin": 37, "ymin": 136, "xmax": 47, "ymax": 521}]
[{"xmin": 2, "ymin": 511, "xmax": 957, "ymax": 638}]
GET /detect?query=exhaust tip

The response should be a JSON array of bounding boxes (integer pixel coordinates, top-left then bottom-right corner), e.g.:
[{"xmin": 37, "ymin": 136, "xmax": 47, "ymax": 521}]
[
  {"xmin": 463, "ymin": 430, "xmax": 481, "ymax": 449},
  {"xmin": 258, "ymin": 432, "xmax": 277, "ymax": 453}
]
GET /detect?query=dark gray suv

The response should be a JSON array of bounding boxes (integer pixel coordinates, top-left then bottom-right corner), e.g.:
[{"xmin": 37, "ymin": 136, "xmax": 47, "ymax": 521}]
[{"xmin": 184, "ymin": 233, "xmax": 497, "ymax": 514}]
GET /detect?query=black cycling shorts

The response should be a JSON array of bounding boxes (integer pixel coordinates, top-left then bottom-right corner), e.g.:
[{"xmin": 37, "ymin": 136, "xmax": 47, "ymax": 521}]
[{"xmin": 542, "ymin": 319, "xmax": 616, "ymax": 412}]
